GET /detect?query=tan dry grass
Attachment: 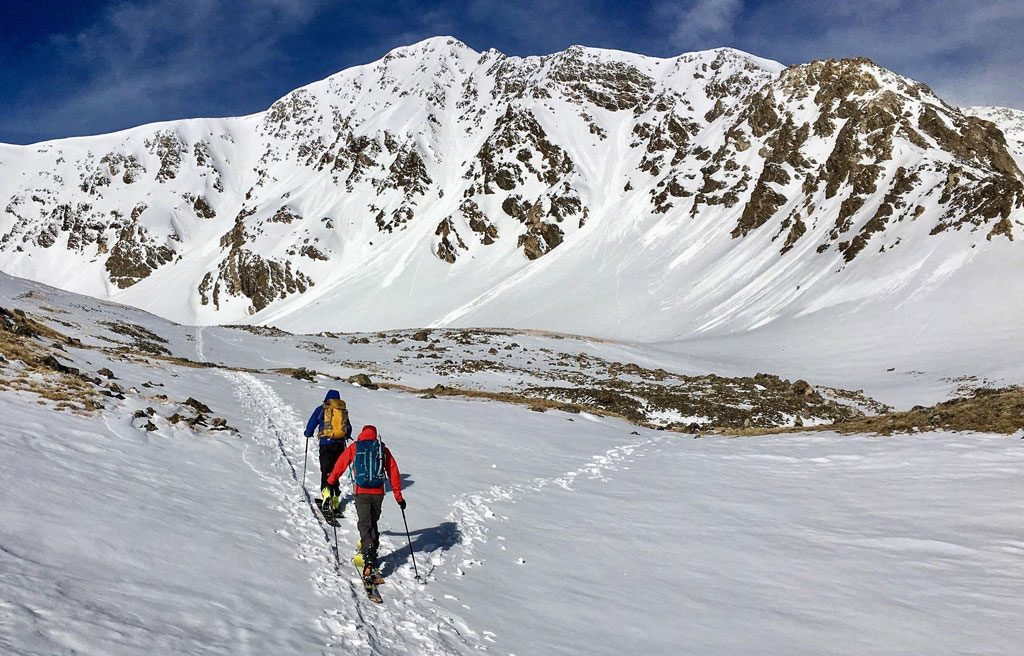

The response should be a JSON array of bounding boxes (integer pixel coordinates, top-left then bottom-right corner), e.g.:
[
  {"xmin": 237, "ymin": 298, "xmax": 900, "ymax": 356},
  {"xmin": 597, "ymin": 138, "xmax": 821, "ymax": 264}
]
[
  {"xmin": 827, "ymin": 387, "xmax": 1024, "ymax": 435},
  {"xmin": 718, "ymin": 387, "xmax": 1024, "ymax": 436},
  {"xmin": 379, "ymin": 381, "xmax": 630, "ymax": 422},
  {"xmin": 1, "ymin": 307, "xmax": 102, "ymax": 412}
]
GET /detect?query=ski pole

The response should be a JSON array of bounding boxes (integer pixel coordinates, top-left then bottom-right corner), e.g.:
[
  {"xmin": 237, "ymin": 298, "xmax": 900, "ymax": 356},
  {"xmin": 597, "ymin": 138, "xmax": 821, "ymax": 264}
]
[
  {"xmin": 401, "ymin": 507, "xmax": 422, "ymax": 582},
  {"xmin": 332, "ymin": 522, "xmax": 340, "ymax": 568},
  {"xmin": 301, "ymin": 434, "xmax": 309, "ymax": 494}
]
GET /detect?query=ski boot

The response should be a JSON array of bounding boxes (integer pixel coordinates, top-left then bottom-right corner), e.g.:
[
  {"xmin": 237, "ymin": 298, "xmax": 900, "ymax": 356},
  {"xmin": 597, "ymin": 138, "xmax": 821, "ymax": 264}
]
[
  {"xmin": 320, "ymin": 488, "xmax": 336, "ymax": 521},
  {"xmin": 354, "ymin": 547, "xmax": 385, "ymax": 585}
]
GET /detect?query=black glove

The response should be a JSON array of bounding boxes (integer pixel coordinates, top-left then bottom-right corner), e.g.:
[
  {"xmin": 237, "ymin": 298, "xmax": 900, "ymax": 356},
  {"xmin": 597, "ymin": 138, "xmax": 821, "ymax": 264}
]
[{"xmin": 398, "ymin": 499, "xmax": 407, "ymax": 510}]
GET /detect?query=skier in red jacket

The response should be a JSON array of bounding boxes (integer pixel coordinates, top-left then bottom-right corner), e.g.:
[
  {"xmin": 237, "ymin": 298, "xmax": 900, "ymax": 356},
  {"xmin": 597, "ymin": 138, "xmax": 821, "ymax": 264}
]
[{"xmin": 327, "ymin": 425, "xmax": 405, "ymax": 579}]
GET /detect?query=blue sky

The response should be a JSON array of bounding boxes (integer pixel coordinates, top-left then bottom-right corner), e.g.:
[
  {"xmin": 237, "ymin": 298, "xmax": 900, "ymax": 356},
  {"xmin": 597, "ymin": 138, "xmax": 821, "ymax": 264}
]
[{"xmin": 1, "ymin": 0, "xmax": 1021, "ymax": 144}]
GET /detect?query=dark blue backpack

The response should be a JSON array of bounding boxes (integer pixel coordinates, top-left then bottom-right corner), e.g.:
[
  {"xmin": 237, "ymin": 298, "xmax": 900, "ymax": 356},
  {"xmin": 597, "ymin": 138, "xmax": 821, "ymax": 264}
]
[{"xmin": 353, "ymin": 439, "xmax": 385, "ymax": 487}]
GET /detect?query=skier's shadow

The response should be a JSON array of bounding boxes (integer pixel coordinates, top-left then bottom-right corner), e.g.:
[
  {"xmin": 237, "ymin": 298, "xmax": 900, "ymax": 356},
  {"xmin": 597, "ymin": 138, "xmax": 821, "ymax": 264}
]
[
  {"xmin": 390, "ymin": 473, "xmax": 415, "ymax": 492},
  {"xmin": 380, "ymin": 521, "xmax": 460, "ymax": 575}
]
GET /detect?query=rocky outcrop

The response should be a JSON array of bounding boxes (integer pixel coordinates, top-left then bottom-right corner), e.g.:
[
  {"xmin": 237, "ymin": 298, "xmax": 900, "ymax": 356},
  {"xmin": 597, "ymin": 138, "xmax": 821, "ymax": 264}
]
[
  {"xmin": 189, "ymin": 195, "xmax": 217, "ymax": 219},
  {"xmin": 209, "ymin": 249, "xmax": 311, "ymax": 313},
  {"xmin": 466, "ymin": 106, "xmax": 575, "ymax": 196},
  {"xmin": 105, "ymin": 224, "xmax": 176, "ymax": 288},
  {"xmin": 693, "ymin": 57, "xmax": 1024, "ymax": 260},
  {"xmin": 516, "ymin": 203, "xmax": 565, "ymax": 260},
  {"xmin": 197, "ymin": 207, "xmax": 313, "ymax": 313},
  {"xmin": 378, "ymin": 143, "xmax": 431, "ymax": 197},
  {"xmin": 435, "ymin": 217, "xmax": 467, "ymax": 264},
  {"xmin": 268, "ymin": 206, "xmax": 301, "ymax": 224},
  {"xmin": 144, "ymin": 131, "xmax": 187, "ymax": 182},
  {"xmin": 549, "ymin": 46, "xmax": 655, "ymax": 112},
  {"xmin": 99, "ymin": 153, "xmax": 145, "ymax": 185}
]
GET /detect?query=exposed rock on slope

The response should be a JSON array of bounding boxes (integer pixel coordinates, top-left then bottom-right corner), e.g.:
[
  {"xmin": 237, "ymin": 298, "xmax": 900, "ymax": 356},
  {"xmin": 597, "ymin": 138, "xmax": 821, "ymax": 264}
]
[{"xmin": 692, "ymin": 58, "xmax": 1023, "ymax": 257}]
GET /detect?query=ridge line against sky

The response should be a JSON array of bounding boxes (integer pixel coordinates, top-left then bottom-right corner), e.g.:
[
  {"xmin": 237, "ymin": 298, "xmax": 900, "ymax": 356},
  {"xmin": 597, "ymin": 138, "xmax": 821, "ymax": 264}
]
[{"xmin": 1, "ymin": 0, "xmax": 1022, "ymax": 145}]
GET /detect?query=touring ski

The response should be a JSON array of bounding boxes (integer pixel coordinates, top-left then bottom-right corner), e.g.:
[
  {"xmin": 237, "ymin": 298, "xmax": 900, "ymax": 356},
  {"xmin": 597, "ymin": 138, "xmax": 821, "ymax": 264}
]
[
  {"xmin": 313, "ymin": 498, "xmax": 341, "ymax": 526},
  {"xmin": 354, "ymin": 552, "xmax": 385, "ymax": 585},
  {"xmin": 362, "ymin": 576, "xmax": 383, "ymax": 603},
  {"xmin": 353, "ymin": 551, "xmax": 384, "ymax": 602}
]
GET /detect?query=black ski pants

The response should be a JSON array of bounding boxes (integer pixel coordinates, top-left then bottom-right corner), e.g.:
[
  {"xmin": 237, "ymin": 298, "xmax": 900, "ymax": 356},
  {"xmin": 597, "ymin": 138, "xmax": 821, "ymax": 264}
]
[
  {"xmin": 318, "ymin": 439, "xmax": 347, "ymax": 496},
  {"xmin": 355, "ymin": 493, "xmax": 384, "ymax": 566}
]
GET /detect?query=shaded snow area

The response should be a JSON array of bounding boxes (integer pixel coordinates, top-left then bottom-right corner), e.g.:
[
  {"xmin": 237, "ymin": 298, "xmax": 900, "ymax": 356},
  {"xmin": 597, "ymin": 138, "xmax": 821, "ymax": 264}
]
[{"xmin": 0, "ymin": 275, "xmax": 1022, "ymax": 655}]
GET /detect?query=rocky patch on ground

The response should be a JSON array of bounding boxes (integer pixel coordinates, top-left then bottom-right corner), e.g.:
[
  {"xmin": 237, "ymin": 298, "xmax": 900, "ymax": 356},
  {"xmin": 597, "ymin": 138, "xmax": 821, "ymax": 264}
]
[
  {"xmin": 0, "ymin": 305, "xmax": 235, "ymax": 435},
  {"xmin": 825, "ymin": 387, "xmax": 1024, "ymax": 435},
  {"xmin": 0, "ymin": 306, "xmax": 103, "ymax": 412},
  {"xmin": 100, "ymin": 320, "xmax": 171, "ymax": 355},
  {"xmin": 329, "ymin": 328, "xmax": 884, "ymax": 431},
  {"xmin": 524, "ymin": 373, "xmax": 869, "ymax": 431}
]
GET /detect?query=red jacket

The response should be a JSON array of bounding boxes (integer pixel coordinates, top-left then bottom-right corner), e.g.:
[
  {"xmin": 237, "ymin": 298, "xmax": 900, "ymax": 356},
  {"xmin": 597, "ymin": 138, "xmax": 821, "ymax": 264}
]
[{"xmin": 326, "ymin": 425, "xmax": 404, "ymax": 503}]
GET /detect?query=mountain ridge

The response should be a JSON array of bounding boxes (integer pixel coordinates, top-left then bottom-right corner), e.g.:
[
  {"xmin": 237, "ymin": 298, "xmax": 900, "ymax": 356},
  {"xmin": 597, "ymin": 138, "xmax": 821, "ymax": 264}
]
[{"xmin": 0, "ymin": 37, "xmax": 1021, "ymax": 342}]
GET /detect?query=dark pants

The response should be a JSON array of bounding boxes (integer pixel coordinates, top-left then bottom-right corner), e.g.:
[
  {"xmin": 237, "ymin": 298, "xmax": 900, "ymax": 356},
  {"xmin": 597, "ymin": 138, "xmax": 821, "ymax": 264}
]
[
  {"xmin": 355, "ymin": 494, "xmax": 384, "ymax": 566},
  {"xmin": 319, "ymin": 440, "xmax": 346, "ymax": 496}
]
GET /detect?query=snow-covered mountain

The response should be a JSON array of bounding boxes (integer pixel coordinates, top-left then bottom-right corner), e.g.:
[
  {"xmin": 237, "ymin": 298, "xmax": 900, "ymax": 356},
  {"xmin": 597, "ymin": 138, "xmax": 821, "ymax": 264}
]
[{"xmin": 1, "ymin": 37, "xmax": 1022, "ymax": 341}]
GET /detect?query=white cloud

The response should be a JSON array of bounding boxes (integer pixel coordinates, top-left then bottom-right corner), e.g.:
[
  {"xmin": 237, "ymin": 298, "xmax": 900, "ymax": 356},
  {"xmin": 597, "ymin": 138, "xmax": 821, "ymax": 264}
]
[
  {"xmin": 738, "ymin": 0, "xmax": 1024, "ymax": 109},
  {"xmin": 4, "ymin": 0, "xmax": 1022, "ymax": 143},
  {"xmin": 466, "ymin": 0, "xmax": 611, "ymax": 53},
  {"xmin": 6, "ymin": 0, "xmax": 327, "ymax": 141},
  {"xmin": 663, "ymin": 0, "xmax": 744, "ymax": 49}
]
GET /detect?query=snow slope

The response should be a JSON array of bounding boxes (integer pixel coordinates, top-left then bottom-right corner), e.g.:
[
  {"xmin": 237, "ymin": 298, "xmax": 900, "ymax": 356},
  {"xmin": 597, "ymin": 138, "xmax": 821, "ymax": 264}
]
[{"xmin": 2, "ymin": 274, "xmax": 1022, "ymax": 655}]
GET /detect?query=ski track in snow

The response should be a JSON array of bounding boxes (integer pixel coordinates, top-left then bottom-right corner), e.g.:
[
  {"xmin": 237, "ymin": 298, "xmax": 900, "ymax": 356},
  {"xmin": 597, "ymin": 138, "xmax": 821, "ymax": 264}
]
[
  {"xmin": 444, "ymin": 435, "xmax": 663, "ymax": 574},
  {"xmin": 224, "ymin": 371, "xmax": 481, "ymax": 656},
  {"xmin": 223, "ymin": 369, "xmax": 664, "ymax": 654}
]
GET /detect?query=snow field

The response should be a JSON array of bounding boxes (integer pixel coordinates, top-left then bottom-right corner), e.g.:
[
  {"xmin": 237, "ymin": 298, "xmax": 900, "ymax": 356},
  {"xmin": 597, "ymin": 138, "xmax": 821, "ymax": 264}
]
[
  {"xmin": 0, "ymin": 390, "xmax": 324, "ymax": 655},
  {"xmin": 240, "ymin": 370, "xmax": 674, "ymax": 654},
  {"xmin": 1, "ymin": 273, "xmax": 1022, "ymax": 655},
  {"xmin": 3, "ymin": 355, "xmax": 1022, "ymax": 655},
  {"xmin": 238, "ymin": 372, "xmax": 1024, "ymax": 655},
  {"xmin": 433, "ymin": 432, "xmax": 1024, "ymax": 656}
]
